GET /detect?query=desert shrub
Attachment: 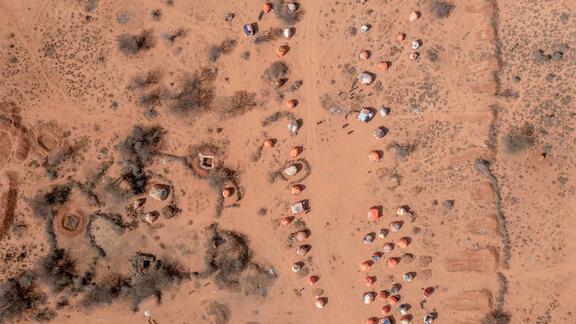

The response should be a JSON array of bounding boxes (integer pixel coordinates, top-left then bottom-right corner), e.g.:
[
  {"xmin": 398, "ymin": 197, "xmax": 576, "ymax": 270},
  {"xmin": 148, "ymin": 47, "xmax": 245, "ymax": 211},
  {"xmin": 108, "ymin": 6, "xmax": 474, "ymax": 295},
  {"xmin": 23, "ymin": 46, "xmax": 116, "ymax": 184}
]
[
  {"xmin": 102, "ymin": 177, "xmax": 130, "ymax": 202},
  {"xmin": 207, "ymin": 301, "xmax": 230, "ymax": 324},
  {"xmin": 532, "ymin": 49, "xmax": 551, "ymax": 63},
  {"xmin": 31, "ymin": 184, "xmax": 71, "ymax": 219},
  {"xmin": 150, "ymin": 9, "xmax": 162, "ymax": 21},
  {"xmin": 208, "ymin": 39, "xmax": 237, "ymax": 62},
  {"xmin": 161, "ymin": 28, "xmax": 186, "ymax": 44},
  {"xmin": 387, "ymin": 142, "xmax": 416, "ymax": 159},
  {"xmin": 272, "ymin": 0, "xmax": 303, "ymax": 25},
  {"xmin": 261, "ymin": 111, "xmax": 296, "ymax": 126},
  {"xmin": 118, "ymin": 126, "xmax": 164, "ymax": 194},
  {"xmin": 130, "ymin": 70, "xmax": 161, "ymax": 89},
  {"xmin": 502, "ymin": 123, "xmax": 534, "ymax": 154},
  {"xmin": 430, "ymin": 1, "xmax": 454, "ymax": 19},
  {"xmin": 194, "ymin": 224, "xmax": 251, "ymax": 289},
  {"xmin": 482, "ymin": 310, "xmax": 511, "ymax": 324},
  {"xmin": 117, "ymin": 30, "xmax": 155, "ymax": 55},
  {"xmin": 166, "ymin": 68, "xmax": 216, "ymax": 115},
  {"xmin": 81, "ymin": 275, "xmax": 128, "ymax": 308},
  {"xmin": 124, "ymin": 254, "xmax": 190, "ymax": 311},
  {"xmin": 207, "ymin": 46, "xmax": 222, "ymax": 63},
  {"xmin": 253, "ymin": 28, "xmax": 283, "ymax": 44},
  {"xmin": 288, "ymin": 80, "xmax": 303, "ymax": 92},
  {"xmin": 495, "ymin": 272, "xmax": 508, "ymax": 308},
  {"xmin": 242, "ymin": 263, "xmax": 277, "ymax": 297},
  {"xmin": 219, "ymin": 39, "xmax": 237, "ymax": 54},
  {"xmin": 138, "ymin": 89, "xmax": 163, "ymax": 108},
  {"xmin": 261, "ymin": 61, "xmax": 288, "ymax": 84},
  {"xmin": 38, "ymin": 249, "xmax": 77, "ymax": 292},
  {"xmin": 32, "ymin": 308, "xmax": 56, "ymax": 322},
  {"xmin": 426, "ymin": 48, "xmax": 439, "ymax": 62},
  {"xmin": 0, "ymin": 272, "xmax": 46, "ymax": 322},
  {"xmin": 217, "ymin": 91, "xmax": 257, "ymax": 118}
]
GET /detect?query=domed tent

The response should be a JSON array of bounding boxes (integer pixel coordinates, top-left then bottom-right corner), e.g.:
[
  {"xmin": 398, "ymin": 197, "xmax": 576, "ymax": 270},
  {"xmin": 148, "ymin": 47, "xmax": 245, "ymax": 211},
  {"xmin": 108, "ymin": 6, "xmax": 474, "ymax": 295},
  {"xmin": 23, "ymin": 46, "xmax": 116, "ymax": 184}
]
[
  {"xmin": 381, "ymin": 305, "xmax": 392, "ymax": 315},
  {"xmin": 296, "ymin": 230, "xmax": 309, "ymax": 241},
  {"xmin": 396, "ymin": 237, "xmax": 409, "ymax": 249},
  {"xmin": 387, "ymin": 295, "xmax": 399, "ymax": 305},
  {"xmin": 368, "ymin": 151, "xmax": 381, "ymax": 161},
  {"xmin": 383, "ymin": 242, "xmax": 394, "ymax": 253},
  {"xmin": 276, "ymin": 45, "xmax": 289, "ymax": 57},
  {"xmin": 364, "ymin": 276, "xmax": 375, "ymax": 287},
  {"xmin": 289, "ymin": 146, "xmax": 300, "ymax": 158},
  {"xmin": 286, "ymin": 99, "xmax": 298, "ymax": 108},
  {"xmin": 307, "ymin": 275, "xmax": 319, "ymax": 285},
  {"xmin": 387, "ymin": 257, "xmax": 399, "ymax": 268},
  {"xmin": 291, "ymin": 184, "xmax": 302, "ymax": 195},
  {"xmin": 315, "ymin": 297, "xmax": 327, "ymax": 309},
  {"xmin": 357, "ymin": 108, "xmax": 375, "ymax": 122},
  {"xmin": 377, "ymin": 290, "xmax": 390, "ymax": 301},
  {"xmin": 368, "ymin": 207, "xmax": 380, "ymax": 221},
  {"xmin": 360, "ymin": 260, "xmax": 373, "ymax": 272},
  {"xmin": 296, "ymin": 244, "xmax": 309, "ymax": 256},
  {"xmin": 362, "ymin": 292, "xmax": 375, "ymax": 304},
  {"xmin": 357, "ymin": 72, "xmax": 374, "ymax": 85},
  {"xmin": 291, "ymin": 201, "xmax": 305, "ymax": 214}
]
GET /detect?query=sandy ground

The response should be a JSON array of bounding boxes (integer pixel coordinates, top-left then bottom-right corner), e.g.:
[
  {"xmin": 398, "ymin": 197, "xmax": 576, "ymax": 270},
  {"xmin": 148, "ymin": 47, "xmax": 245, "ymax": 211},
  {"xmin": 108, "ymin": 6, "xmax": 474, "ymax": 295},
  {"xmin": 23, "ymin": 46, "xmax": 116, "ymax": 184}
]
[{"xmin": 0, "ymin": 0, "xmax": 575, "ymax": 323}]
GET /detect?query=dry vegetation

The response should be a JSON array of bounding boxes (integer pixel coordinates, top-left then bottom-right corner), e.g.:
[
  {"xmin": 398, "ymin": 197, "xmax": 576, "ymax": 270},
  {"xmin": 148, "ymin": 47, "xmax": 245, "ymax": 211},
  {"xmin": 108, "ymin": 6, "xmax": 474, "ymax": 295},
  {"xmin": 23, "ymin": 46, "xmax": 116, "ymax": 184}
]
[
  {"xmin": 261, "ymin": 61, "xmax": 288, "ymax": 86},
  {"xmin": 166, "ymin": 68, "xmax": 217, "ymax": 115},
  {"xmin": 117, "ymin": 30, "xmax": 155, "ymax": 55},
  {"xmin": 117, "ymin": 126, "xmax": 164, "ymax": 195},
  {"xmin": 208, "ymin": 38, "xmax": 238, "ymax": 62},
  {"xmin": 193, "ymin": 224, "xmax": 276, "ymax": 294},
  {"xmin": 217, "ymin": 91, "xmax": 257, "ymax": 118},
  {"xmin": 430, "ymin": 1, "xmax": 454, "ymax": 19},
  {"xmin": 0, "ymin": 272, "xmax": 46, "ymax": 322},
  {"xmin": 502, "ymin": 123, "xmax": 534, "ymax": 154}
]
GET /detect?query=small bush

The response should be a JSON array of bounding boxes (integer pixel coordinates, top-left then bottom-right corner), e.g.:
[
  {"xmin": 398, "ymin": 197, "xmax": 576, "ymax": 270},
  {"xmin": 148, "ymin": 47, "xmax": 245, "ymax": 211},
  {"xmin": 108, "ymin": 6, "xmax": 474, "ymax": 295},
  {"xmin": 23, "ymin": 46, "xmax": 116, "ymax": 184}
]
[
  {"xmin": 117, "ymin": 30, "xmax": 155, "ymax": 55},
  {"xmin": 138, "ymin": 89, "xmax": 163, "ymax": 108},
  {"xmin": 430, "ymin": 1, "xmax": 454, "ymax": 19},
  {"xmin": 262, "ymin": 61, "xmax": 288, "ymax": 85},
  {"xmin": 207, "ymin": 301, "xmax": 230, "ymax": 324},
  {"xmin": 219, "ymin": 39, "xmax": 237, "ymax": 54},
  {"xmin": 288, "ymin": 80, "xmax": 303, "ymax": 92},
  {"xmin": 130, "ymin": 70, "xmax": 161, "ymax": 89},
  {"xmin": 482, "ymin": 309, "xmax": 511, "ymax": 324},
  {"xmin": 31, "ymin": 184, "xmax": 71, "ymax": 219},
  {"xmin": 502, "ymin": 123, "xmax": 534, "ymax": 154},
  {"xmin": 261, "ymin": 111, "xmax": 295, "ymax": 126},
  {"xmin": 387, "ymin": 142, "xmax": 416, "ymax": 160},
  {"xmin": 124, "ymin": 255, "xmax": 190, "ymax": 311},
  {"xmin": 161, "ymin": 28, "xmax": 186, "ymax": 44},
  {"xmin": 208, "ymin": 39, "xmax": 237, "ymax": 62},
  {"xmin": 81, "ymin": 275, "xmax": 128, "ymax": 308},
  {"xmin": 150, "ymin": 9, "xmax": 162, "ymax": 21},
  {"xmin": 217, "ymin": 91, "xmax": 257, "ymax": 118},
  {"xmin": 208, "ymin": 46, "xmax": 222, "ymax": 62},
  {"xmin": 0, "ymin": 272, "xmax": 46, "ymax": 322},
  {"xmin": 195, "ymin": 224, "xmax": 251, "ymax": 290},
  {"xmin": 253, "ymin": 28, "xmax": 283, "ymax": 44},
  {"xmin": 166, "ymin": 69, "xmax": 216, "ymax": 115},
  {"xmin": 32, "ymin": 308, "xmax": 56, "ymax": 322},
  {"xmin": 426, "ymin": 48, "xmax": 439, "ymax": 62},
  {"xmin": 38, "ymin": 249, "xmax": 77, "ymax": 292},
  {"xmin": 118, "ymin": 126, "xmax": 164, "ymax": 193},
  {"xmin": 272, "ymin": 0, "xmax": 304, "ymax": 25}
]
